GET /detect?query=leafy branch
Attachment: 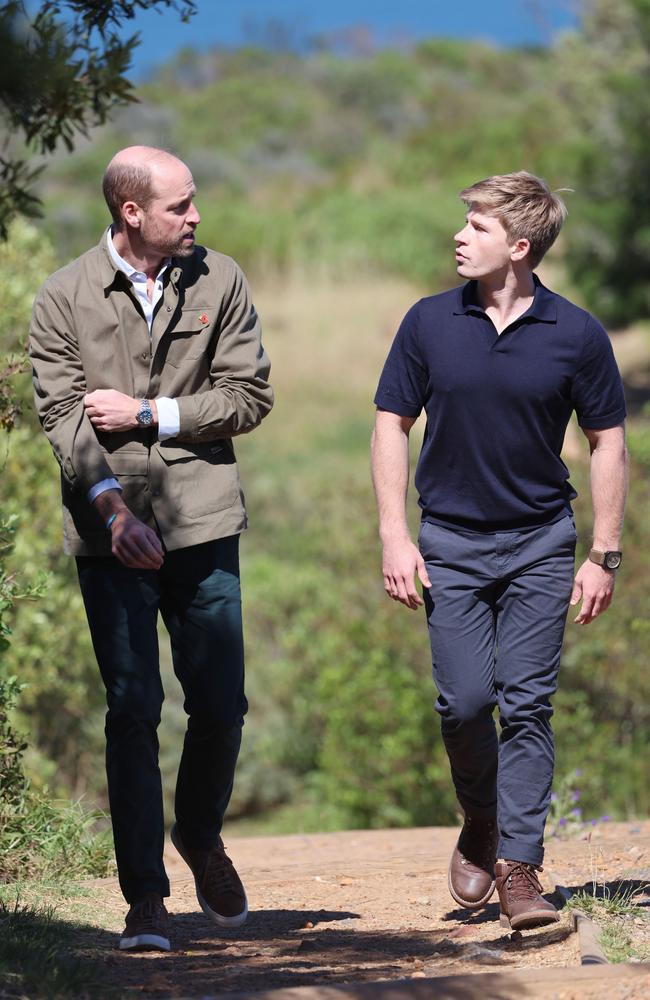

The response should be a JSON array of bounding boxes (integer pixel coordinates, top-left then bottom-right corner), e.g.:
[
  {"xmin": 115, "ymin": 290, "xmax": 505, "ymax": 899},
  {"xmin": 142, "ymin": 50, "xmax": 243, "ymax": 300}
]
[{"xmin": 0, "ymin": 0, "xmax": 196, "ymax": 238}]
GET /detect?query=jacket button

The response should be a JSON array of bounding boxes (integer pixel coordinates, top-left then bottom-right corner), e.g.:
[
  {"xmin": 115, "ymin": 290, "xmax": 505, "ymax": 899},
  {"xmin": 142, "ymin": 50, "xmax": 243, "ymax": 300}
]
[
  {"xmin": 141, "ymin": 352, "xmax": 148, "ymax": 361},
  {"xmin": 166, "ymin": 305, "xmax": 173, "ymax": 312}
]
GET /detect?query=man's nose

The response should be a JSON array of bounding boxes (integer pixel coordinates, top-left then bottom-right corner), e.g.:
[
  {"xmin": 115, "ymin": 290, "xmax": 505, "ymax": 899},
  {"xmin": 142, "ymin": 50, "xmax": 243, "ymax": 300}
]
[{"xmin": 188, "ymin": 202, "xmax": 201, "ymax": 226}]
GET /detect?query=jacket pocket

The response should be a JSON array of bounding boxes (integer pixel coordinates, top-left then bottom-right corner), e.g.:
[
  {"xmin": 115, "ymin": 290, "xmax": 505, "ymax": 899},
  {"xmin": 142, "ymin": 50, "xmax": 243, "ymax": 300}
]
[
  {"xmin": 156, "ymin": 439, "xmax": 240, "ymax": 518},
  {"xmin": 103, "ymin": 450, "xmax": 152, "ymax": 522},
  {"xmin": 164, "ymin": 308, "xmax": 213, "ymax": 366},
  {"xmin": 104, "ymin": 451, "xmax": 150, "ymax": 476}
]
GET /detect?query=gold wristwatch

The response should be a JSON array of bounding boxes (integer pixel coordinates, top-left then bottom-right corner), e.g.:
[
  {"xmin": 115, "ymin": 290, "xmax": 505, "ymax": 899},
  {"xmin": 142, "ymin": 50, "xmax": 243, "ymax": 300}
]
[{"xmin": 588, "ymin": 549, "xmax": 623, "ymax": 571}]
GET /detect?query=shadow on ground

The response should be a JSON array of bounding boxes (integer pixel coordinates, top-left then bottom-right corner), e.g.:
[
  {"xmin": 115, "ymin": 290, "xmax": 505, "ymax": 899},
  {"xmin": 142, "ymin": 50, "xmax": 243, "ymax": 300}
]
[
  {"xmin": 0, "ymin": 901, "xmax": 118, "ymax": 998},
  {"xmin": 106, "ymin": 903, "xmax": 574, "ymax": 998},
  {"xmin": 0, "ymin": 892, "xmax": 589, "ymax": 999}
]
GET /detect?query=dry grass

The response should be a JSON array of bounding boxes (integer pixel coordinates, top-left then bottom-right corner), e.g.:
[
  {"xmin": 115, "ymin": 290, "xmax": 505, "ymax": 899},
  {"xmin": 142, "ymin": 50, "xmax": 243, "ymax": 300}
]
[
  {"xmin": 255, "ymin": 276, "xmax": 422, "ymax": 404},
  {"xmin": 253, "ymin": 276, "xmax": 649, "ymax": 464}
]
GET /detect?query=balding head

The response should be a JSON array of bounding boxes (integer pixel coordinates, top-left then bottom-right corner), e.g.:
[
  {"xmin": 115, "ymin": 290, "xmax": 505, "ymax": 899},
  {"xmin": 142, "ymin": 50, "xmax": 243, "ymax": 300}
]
[{"xmin": 102, "ymin": 146, "xmax": 187, "ymax": 230}]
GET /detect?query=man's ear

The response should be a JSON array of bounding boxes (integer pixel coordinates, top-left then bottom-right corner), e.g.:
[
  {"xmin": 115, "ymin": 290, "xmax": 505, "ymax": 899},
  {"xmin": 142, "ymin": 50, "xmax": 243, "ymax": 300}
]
[
  {"xmin": 511, "ymin": 238, "xmax": 531, "ymax": 262},
  {"xmin": 121, "ymin": 200, "xmax": 143, "ymax": 229}
]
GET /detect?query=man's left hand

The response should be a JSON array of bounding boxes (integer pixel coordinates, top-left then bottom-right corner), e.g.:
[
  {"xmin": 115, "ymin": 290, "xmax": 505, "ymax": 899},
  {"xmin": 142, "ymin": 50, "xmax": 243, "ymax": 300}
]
[
  {"xmin": 570, "ymin": 560, "xmax": 616, "ymax": 625},
  {"xmin": 84, "ymin": 389, "xmax": 140, "ymax": 432}
]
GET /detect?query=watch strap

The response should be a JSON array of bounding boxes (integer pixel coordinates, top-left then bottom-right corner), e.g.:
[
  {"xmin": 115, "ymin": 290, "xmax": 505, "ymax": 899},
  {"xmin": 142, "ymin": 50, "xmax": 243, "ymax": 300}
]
[
  {"xmin": 136, "ymin": 398, "xmax": 153, "ymax": 426},
  {"xmin": 588, "ymin": 549, "xmax": 623, "ymax": 570}
]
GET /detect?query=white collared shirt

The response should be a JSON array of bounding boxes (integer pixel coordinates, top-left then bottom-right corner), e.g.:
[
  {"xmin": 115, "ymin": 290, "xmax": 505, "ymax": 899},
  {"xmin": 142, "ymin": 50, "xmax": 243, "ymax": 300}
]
[{"xmin": 107, "ymin": 227, "xmax": 169, "ymax": 330}]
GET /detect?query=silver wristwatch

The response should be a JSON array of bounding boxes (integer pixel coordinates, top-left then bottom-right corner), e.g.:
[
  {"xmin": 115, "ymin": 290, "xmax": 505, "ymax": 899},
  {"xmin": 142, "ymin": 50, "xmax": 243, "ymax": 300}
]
[
  {"xmin": 588, "ymin": 549, "xmax": 623, "ymax": 571},
  {"xmin": 136, "ymin": 398, "xmax": 154, "ymax": 427}
]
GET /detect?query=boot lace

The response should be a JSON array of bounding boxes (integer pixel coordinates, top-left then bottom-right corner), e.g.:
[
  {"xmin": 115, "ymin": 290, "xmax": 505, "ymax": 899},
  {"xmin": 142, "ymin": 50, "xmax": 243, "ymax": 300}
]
[{"xmin": 505, "ymin": 862, "xmax": 544, "ymax": 900}]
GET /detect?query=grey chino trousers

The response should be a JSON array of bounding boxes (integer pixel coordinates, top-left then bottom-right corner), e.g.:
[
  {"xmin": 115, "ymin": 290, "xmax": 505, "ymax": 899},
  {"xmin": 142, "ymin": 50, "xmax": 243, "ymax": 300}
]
[{"xmin": 419, "ymin": 514, "xmax": 576, "ymax": 866}]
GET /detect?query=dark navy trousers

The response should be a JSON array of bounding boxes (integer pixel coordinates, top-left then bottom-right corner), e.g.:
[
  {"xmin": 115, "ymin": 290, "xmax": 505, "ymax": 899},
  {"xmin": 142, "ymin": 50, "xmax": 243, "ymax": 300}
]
[
  {"xmin": 419, "ymin": 515, "xmax": 576, "ymax": 866},
  {"xmin": 77, "ymin": 535, "xmax": 246, "ymax": 903}
]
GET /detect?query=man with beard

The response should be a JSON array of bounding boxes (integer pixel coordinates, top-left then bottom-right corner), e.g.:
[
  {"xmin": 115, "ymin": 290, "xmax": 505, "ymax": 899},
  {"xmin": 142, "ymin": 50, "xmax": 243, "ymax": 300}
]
[
  {"xmin": 371, "ymin": 172, "xmax": 627, "ymax": 930},
  {"xmin": 30, "ymin": 146, "xmax": 273, "ymax": 951}
]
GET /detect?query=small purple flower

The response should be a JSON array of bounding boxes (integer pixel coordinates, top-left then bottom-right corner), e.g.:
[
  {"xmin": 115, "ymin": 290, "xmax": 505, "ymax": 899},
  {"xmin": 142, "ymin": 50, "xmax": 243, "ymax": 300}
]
[
  {"xmin": 599, "ymin": 815, "xmax": 611, "ymax": 822},
  {"xmin": 570, "ymin": 808, "xmax": 582, "ymax": 817},
  {"xmin": 559, "ymin": 817, "xmax": 567, "ymax": 827},
  {"xmin": 574, "ymin": 769, "xmax": 582, "ymax": 777},
  {"xmin": 571, "ymin": 790, "xmax": 581, "ymax": 802},
  {"xmin": 591, "ymin": 819, "xmax": 598, "ymax": 826},
  {"xmin": 550, "ymin": 792, "xmax": 558, "ymax": 803}
]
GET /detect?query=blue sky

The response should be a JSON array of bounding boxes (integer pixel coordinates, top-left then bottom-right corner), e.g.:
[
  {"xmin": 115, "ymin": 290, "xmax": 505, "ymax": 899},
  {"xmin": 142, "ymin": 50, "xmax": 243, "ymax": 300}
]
[{"xmin": 121, "ymin": 0, "xmax": 579, "ymax": 79}]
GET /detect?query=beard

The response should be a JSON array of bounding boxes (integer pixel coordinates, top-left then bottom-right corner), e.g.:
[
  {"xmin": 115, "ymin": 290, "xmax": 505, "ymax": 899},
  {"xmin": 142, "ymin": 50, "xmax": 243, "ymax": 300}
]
[{"xmin": 141, "ymin": 217, "xmax": 196, "ymax": 258}]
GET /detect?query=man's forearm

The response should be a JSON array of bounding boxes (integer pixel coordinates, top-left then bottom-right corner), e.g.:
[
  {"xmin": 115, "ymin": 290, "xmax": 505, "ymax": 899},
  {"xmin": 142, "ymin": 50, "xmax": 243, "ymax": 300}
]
[
  {"xmin": 371, "ymin": 409, "xmax": 430, "ymax": 609},
  {"xmin": 174, "ymin": 378, "xmax": 274, "ymax": 442},
  {"xmin": 371, "ymin": 412, "xmax": 413, "ymax": 542},
  {"xmin": 588, "ymin": 426, "xmax": 628, "ymax": 549},
  {"xmin": 92, "ymin": 488, "xmax": 132, "ymax": 525}
]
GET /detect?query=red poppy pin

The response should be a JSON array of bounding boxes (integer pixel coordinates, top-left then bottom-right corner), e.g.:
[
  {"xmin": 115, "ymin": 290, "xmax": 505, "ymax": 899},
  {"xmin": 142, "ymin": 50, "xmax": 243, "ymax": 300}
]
[{"xmin": 199, "ymin": 313, "xmax": 209, "ymax": 324}]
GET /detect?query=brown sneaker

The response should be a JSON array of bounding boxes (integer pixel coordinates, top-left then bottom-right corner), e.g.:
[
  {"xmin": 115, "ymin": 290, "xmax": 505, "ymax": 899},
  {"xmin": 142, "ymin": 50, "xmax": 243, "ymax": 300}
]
[
  {"xmin": 448, "ymin": 814, "xmax": 498, "ymax": 908},
  {"xmin": 495, "ymin": 860, "xmax": 560, "ymax": 930},
  {"xmin": 171, "ymin": 823, "xmax": 248, "ymax": 928},
  {"xmin": 119, "ymin": 893, "xmax": 171, "ymax": 951}
]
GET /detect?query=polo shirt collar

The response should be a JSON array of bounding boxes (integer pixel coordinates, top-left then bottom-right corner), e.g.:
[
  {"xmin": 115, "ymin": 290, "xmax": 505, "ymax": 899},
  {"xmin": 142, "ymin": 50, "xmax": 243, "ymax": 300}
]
[{"xmin": 453, "ymin": 274, "xmax": 558, "ymax": 323}]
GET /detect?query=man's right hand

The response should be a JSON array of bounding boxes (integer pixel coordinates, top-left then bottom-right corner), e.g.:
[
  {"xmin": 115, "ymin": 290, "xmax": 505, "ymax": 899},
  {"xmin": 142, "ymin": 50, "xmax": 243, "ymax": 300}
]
[
  {"xmin": 110, "ymin": 510, "xmax": 165, "ymax": 569},
  {"xmin": 381, "ymin": 536, "xmax": 432, "ymax": 610}
]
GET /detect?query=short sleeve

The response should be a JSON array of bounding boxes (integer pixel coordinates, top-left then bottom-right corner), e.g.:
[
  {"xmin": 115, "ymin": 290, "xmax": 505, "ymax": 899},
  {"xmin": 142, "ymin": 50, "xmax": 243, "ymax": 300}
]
[
  {"xmin": 374, "ymin": 302, "xmax": 428, "ymax": 417},
  {"xmin": 572, "ymin": 316, "xmax": 626, "ymax": 429}
]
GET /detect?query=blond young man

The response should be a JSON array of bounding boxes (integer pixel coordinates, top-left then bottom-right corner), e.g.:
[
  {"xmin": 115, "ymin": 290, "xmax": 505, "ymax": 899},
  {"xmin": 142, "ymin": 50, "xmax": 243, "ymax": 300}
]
[
  {"xmin": 30, "ymin": 146, "xmax": 273, "ymax": 951},
  {"xmin": 371, "ymin": 172, "xmax": 627, "ymax": 929}
]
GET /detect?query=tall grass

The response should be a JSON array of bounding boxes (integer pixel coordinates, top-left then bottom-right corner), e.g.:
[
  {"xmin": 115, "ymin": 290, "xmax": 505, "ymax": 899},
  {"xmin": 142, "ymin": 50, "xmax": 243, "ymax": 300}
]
[{"xmin": 0, "ymin": 796, "xmax": 114, "ymax": 884}]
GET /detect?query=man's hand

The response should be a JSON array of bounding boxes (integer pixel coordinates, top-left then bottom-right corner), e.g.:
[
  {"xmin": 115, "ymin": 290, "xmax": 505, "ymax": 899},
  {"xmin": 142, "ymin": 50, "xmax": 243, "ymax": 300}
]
[
  {"xmin": 570, "ymin": 559, "xmax": 615, "ymax": 625},
  {"xmin": 110, "ymin": 510, "xmax": 165, "ymax": 570},
  {"xmin": 382, "ymin": 536, "xmax": 432, "ymax": 610},
  {"xmin": 84, "ymin": 389, "xmax": 153, "ymax": 432}
]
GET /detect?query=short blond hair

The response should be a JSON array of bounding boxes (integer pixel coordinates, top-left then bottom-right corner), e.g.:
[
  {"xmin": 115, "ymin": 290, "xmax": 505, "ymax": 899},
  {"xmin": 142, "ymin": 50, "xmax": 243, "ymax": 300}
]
[{"xmin": 459, "ymin": 171, "xmax": 568, "ymax": 269}]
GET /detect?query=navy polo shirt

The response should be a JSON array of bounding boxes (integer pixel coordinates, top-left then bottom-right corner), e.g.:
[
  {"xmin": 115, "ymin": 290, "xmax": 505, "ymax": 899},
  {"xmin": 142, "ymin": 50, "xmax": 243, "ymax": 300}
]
[{"xmin": 374, "ymin": 277, "xmax": 626, "ymax": 531}]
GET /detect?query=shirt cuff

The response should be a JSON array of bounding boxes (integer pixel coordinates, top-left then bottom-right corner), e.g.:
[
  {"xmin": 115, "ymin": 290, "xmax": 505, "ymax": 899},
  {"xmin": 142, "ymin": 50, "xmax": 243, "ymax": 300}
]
[
  {"xmin": 156, "ymin": 397, "xmax": 180, "ymax": 441},
  {"xmin": 87, "ymin": 478, "xmax": 122, "ymax": 504}
]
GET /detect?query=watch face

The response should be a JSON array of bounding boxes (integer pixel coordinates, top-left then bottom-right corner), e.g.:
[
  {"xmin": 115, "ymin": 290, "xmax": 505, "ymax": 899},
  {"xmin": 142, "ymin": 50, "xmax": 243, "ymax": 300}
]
[
  {"xmin": 605, "ymin": 552, "xmax": 622, "ymax": 570},
  {"xmin": 137, "ymin": 402, "xmax": 153, "ymax": 426}
]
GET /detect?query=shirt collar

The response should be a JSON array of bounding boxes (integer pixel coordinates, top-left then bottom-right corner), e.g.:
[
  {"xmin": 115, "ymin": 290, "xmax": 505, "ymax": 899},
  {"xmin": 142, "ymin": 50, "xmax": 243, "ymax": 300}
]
[
  {"xmin": 106, "ymin": 226, "xmax": 170, "ymax": 282},
  {"xmin": 453, "ymin": 274, "xmax": 557, "ymax": 324}
]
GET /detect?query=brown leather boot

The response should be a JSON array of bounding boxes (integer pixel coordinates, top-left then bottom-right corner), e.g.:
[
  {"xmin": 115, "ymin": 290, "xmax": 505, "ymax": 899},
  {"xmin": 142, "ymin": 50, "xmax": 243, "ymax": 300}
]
[
  {"xmin": 495, "ymin": 860, "xmax": 560, "ymax": 930},
  {"xmin": 448, "ymin": 815, "xmax": 498, "ymax": 908}
]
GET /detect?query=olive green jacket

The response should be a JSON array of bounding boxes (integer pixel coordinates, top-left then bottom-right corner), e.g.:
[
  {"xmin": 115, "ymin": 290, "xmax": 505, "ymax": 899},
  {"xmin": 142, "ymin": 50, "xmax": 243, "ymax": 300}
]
[{"xmin": 29, "ymin": 233, "xmax": 273, "ymax": 555}]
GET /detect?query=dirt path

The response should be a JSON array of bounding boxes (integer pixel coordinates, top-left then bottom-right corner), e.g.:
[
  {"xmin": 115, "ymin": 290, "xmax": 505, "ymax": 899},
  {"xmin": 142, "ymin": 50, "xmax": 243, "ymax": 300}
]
[{"xmin": 51, "ymin": 819, "xmax": 650, "ymax": 998}]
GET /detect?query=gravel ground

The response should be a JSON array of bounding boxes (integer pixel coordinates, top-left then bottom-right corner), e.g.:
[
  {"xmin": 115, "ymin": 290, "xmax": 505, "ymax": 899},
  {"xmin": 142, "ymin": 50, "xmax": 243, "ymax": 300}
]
[{"xmin": 49, "ymin": 819, "xmax": 650, "ymax": 998}]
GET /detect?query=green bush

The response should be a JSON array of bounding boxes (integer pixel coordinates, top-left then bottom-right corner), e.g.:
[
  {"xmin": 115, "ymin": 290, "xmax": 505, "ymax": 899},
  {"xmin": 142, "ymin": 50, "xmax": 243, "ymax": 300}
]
[{"xmin": 0, "ymin": 222, "xmax": 113, "ymax": 884}]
